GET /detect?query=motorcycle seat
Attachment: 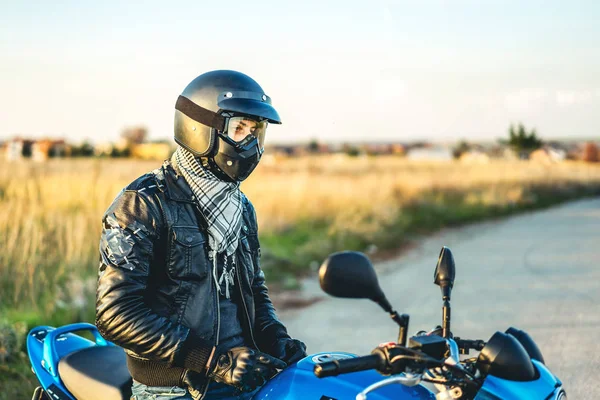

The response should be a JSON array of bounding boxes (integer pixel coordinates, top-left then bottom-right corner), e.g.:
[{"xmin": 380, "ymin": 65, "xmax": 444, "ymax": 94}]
[{"xmin": 58, "ymin": 345, "xmax": 132, "ymax": 400}]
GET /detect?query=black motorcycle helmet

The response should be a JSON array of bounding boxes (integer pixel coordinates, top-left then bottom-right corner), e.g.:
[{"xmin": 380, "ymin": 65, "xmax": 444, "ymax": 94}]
[{"xmin": 174, "ymin": 70, "xmax": 282, "ymax": 182}]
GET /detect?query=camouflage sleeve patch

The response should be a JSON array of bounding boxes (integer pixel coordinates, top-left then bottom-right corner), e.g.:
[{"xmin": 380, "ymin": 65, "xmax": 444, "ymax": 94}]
[{"xmin": 99, "ymin": 214, "xmax": 152, "ymax": 271}]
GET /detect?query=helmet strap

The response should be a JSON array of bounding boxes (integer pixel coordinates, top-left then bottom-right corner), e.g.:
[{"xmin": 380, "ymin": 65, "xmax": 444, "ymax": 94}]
[{"xmin": 175, "ymin": 95, "xmax": 227, "ymax": 132}]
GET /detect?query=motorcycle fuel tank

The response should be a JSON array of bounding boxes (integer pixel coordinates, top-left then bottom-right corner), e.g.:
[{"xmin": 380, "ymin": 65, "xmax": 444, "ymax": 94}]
[{"xmin": 252, "ymin": 352, "xmax": 435, "ymax": 400}]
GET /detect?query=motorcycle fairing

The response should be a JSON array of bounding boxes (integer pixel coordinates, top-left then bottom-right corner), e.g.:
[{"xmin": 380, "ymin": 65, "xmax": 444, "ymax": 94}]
[
  {"xmin": 474, "ymin": 360, "xmax": 563, "ymax": 400},
  {"xmin": 252, "ymin": 352, "xmax": 436, "ymax": 400},
  {"xmin": 27, "ymin": 323, "xmax": 131, "ymax": 400}
]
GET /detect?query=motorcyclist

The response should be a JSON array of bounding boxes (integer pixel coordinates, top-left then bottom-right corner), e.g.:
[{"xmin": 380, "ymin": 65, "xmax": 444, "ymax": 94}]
[{"xmin": 96, "ymin": 70, "xmax": 307, "ymax": 400}]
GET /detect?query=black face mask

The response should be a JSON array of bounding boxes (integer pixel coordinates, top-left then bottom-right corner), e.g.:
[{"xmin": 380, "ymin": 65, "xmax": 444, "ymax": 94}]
[{"xmin": 204, "ymin": 134, "xmax": 264, "ymax": 182}]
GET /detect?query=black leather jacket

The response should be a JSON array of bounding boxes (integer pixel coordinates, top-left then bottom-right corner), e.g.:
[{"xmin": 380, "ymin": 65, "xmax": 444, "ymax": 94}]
[{"xmin": 96, "ymin": 160, "xmax": 290, "ymax": 397}]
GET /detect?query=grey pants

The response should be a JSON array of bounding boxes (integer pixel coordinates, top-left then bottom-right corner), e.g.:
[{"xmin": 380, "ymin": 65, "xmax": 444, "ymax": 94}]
[{"xmin": 131, "ymin": 380, "xmax": 260, "ymax": 400}]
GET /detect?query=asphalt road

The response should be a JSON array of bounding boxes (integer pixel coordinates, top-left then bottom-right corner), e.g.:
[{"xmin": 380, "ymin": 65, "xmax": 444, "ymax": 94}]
[{"xmin": 279, "ymin": 197, "xmax": 600, "ymax": 399}]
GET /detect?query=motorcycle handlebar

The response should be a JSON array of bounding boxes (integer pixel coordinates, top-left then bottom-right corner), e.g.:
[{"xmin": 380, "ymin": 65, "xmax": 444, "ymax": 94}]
[
  {"xmin": 314, "ymin": 354, "xmax": 385, "ymax": 378},
  {"xmin": 456, "ymin": 338, "xmax": 486, "ymax": 351}
]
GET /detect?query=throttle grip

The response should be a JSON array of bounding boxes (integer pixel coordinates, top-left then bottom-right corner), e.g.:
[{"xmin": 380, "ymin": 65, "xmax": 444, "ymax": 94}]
[{"xmin": 314, "ymin": 354, "xmax": 385, "ymax": 378}]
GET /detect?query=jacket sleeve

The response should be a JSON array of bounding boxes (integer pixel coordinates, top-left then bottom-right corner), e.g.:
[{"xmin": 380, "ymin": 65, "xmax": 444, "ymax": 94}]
[
  {"xmin": 244, "ymin": 201, "xmax": 293, "ymax": 353},
  {"xmin": 95, "ymin": 188, "xmax": 214, "ymax": 373},
  {"xmin": 252, "ymin": 268, "xmax": 293, "ymax": 354}
]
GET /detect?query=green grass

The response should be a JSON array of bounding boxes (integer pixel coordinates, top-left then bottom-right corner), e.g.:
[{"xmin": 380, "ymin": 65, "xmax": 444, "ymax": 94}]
[{"xmin": 0, "ymin": 355, "xmax": 38, "ymax": 400}]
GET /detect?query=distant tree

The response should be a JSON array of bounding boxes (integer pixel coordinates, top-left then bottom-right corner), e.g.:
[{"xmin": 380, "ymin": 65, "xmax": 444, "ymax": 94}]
[
  {"xmin": 508, "ymin": 123, "xmax": 543, "ymax": 156},
  {"xmin": 452, "ymin": 140, "xmax": 471, "ymax": 159},
  {"xmin": 121, "ymin": 126, "xmax": 148, "ymax": 145},
  {"xmin": 110, "ymin": 146, "xmax": 130, "ymax": 158},
  {"xmin": 307, "ymin": 139, "xmax": 320, "ymax": 153},
  {"xmin": 71, "ymin": 141, "xmax": 95, "ymax": 157},
  {"xmin": 342, "ymin": 143, "xmax": 360, "ymax": 157},
  {"xmin": 21, "ymin": 141, "xmax": 33, "ymax": 157}
]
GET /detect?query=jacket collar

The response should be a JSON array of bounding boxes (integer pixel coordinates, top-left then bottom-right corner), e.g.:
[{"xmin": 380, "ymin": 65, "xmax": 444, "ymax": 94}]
[
  {"xmin": 162, "ymin": 158, "xmax": 196, "ymax": 203},
  {"xmin": 162, "ymin": 155, "xmax": 250, "ymax": 211}
]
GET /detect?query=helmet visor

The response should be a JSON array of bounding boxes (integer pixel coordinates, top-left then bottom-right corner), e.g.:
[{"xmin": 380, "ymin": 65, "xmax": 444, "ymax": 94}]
[{"xmin": 225, "ymin": 116, "xmax": 268, "ymax": 149}]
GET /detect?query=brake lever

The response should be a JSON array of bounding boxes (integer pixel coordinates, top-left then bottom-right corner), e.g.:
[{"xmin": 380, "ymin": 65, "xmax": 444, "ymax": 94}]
[{"xmin": 355, "ymin": 373, "xmax": 423, "ymax": 400}]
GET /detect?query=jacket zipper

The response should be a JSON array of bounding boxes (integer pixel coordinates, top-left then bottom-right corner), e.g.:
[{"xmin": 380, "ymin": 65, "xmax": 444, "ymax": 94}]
[
  {"xmin": 236, "ymin": 253, "xmax": 259, "ymax": 350},
  {"xmin": 214, "ymin": 254, "xmax": 221, "ymax": 347},
  {"xmin": 193, "ymin": 204, "xmax": 220, "ymax": 400},
  {"xmin": 178, "ymin": 251, "xmax": 220, "ymax": 400},
  {"xmin": 192, "ymin": 205, "xmax": 221, "ymax": 349},
  {"xmin": 198, "ymin": 251, "xmax": 221, "ymax": 400}
]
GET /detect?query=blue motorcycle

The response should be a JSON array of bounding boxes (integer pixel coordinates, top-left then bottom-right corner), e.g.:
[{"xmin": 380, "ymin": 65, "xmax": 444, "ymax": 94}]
[{"xmin": 27, "ymin": 247, "xmax": 566, "ymax": 399}]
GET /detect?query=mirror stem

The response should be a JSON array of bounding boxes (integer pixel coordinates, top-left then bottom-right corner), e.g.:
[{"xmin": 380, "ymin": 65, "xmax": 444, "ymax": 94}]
[
  {"xmin": 442, "ymin": 300, "xmax": 451, "ymax": 338},
  {"xmin": 377, "ymin": 298, "xmax": 410, "ymax": 346},
  {"xmin": 390, "ymin": 311, "xmax": 410, "ymax": 346}
]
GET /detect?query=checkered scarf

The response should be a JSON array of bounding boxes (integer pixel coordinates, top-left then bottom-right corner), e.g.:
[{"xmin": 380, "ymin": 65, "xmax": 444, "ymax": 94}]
[{"xmin": 174, "ymin": 147, "xmax": 243, "ymax": 297}]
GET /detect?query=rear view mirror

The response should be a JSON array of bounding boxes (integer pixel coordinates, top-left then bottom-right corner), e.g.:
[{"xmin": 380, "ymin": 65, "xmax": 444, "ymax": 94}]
[
  {"xmin": 434, "ymin": 246, "xmax": 456, "ymax": 301},
  {"xmin": 319, "ymin": 251, "xmax": 386, "ymax": 305},
  {"xmin": 319, "ymin": 251, "xmax": 410, "ymax": 345}
]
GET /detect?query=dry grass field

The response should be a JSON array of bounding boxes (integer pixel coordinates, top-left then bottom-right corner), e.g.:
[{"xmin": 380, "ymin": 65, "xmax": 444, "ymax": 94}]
[
  {"xmin": 1, "ymin": 155, "xmax": 600, "ymax": 397},
  {"xmin": 2, "ymin": 156, "xmax": 600, "ymax": 317}
]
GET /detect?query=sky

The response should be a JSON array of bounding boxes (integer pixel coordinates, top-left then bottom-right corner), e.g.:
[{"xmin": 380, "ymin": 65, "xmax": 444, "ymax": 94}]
[{"xmin": 1, "ymin": 0, "xmax": 599, "ymax": 144}]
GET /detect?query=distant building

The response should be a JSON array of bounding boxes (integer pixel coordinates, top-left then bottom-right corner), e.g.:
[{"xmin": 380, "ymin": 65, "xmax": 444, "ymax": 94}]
[
  {"xmin": 5, "ymin": 138, "xmax": 34, "ymax": 160},
  {"xmin": 529, "ymin": 146, "xmax": 566, "ymax": 164},
  {"xmin": 265, "ymin": 144, "xmax": 296, "ymax": 157},
  {"xmin": 31, "ymin": 139, "xmax": 68, "ymax": 162},
  {"xmin": 292, "ymin": 146, "xmax": 310, "ymax": 157},
  {"xmin": 459, "ymin": 150, "xmax": 490, "ymax": 164},
  {"xmin": 391, "ymin": 143, "xmax": 406, "ymax": 155},
  {"xmin": 5, "ymin": 137, "xmax": 68, "ymax": 161},
  {"xmin": 327, "ymin": 143, "xmax": 345, "ymax": 154},
  {"xmin": 6, "ymin": 138, "xmax": 24, "ymax": 160},
  {"xmin": 581, "ymin": 142, "xmax": 599, "ymax": 162},
  {"xmin": 530, "ymin": 148, "xmax": 555, "ymax": 164},
  {"xmin": 360, "ymin": 143, "xmax": 393, "ymax": 155},
  {"xmin": 546, "ymin": 146, "xmax": 567, "ymax": 161},
  {"xmin": 94, "ymin": 142, "xmax": 115, "ymax": 157},
  {"xmin": 406, "ymin": 146, "xmax": 453, "ymax": 161},
  {"xmin": 501, "ymin": 147, "xmax": 519, "ymax": 160},
  {"xmin": 317, "ymin": 143, "xmax": 330, "ymax": 154}
]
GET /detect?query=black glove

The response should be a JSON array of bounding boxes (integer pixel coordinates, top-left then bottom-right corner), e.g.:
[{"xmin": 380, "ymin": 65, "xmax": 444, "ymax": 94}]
[
  {"xmin": 270, "ymin": 338, "xmax": 307, "ymax": 365},
  {"xmin": 208, "ymin": 347, "xmax": 287, "ymax": 392}
]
